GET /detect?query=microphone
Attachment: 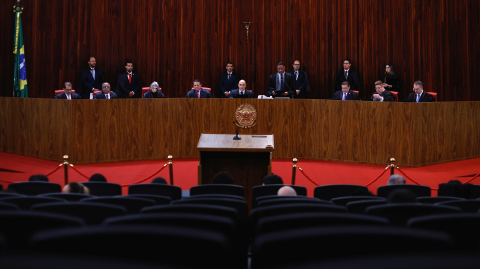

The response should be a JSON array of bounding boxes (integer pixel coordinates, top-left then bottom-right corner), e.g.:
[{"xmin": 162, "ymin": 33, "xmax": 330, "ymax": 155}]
[{"xmin": 282, "ymin": 74, "xmax": 294, "ymax": 99}]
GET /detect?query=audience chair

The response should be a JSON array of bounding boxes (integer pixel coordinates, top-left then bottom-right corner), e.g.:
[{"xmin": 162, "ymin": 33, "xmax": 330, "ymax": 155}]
[
  {"xmin": 39, "ymin": 193, "xmax": 94, "ymax": 202},
  {"xmin": 257, "ymin": 197, "xmax": 331, "ymax": 207},
  {"xmin": 250, "ymin": 203, "xmax": 347, "ymax": 227},
  {"xmin": 125, "ymin": 194, "xmax": 171, "ymax": 205},
  {"xmin": 141, "ymin": 87, "xmax": 163, "ymax": 98},
  {"xmin": 255, "ymin": 212, "xmax": 389, "ymax": 236},
  {"xmin": 0, "ymin": 202, "xmax": 19, "ymax": 211},
  {"xmin": 81, "ymin": 196, "xmax": 155, "ymax": 214},
  {"xmin": 0, "ymin": 211, "xmax": 84, "ymax": 250},
  {"xmin": 251, "ymin": 226, "xmax": 452, "ymax": 269},
  {"xmin": 377, "ymin": 184, "xmax": 431, "ymax": 198},
  {"xmin": 0, "ymin": 193, "xmax": 25, "ymax": 199},
  {"xmin": 346, "ymin": 200, "xmax": 388, "ymax": 214},
  {"xmin": 8, "ymin": 182, "xmax": 61, "ymax": 196},
  {"xmin": 331, "ymin": 196, "xmax": 386, "ymax": 206},
  {"xmin": 436, "ymin": 199, "xmax": 480, "ymax": 212},
  {"xmin": 80, "ymin": 182, "xmax": 122, "ymax": 196},
  {"xmin": 128, "ymin": 183, "xmax": 182, "ymax": 200},
  {"xmin": 32, "ymin": 202, "xmax": 127, "ymax": 225},
  {"xmin": 191, "ymin": 87, "xmax": 212, "ymax": 92},
  {"xmin": 313, "ymin": 184, "xmax": 369, "ymax": 201},
  {"xmin": 366, "ymin": 204, "xmax": 461, "ymax": 226},
  {"xmin": 54, "ymin": 89, "xmax": 76, "ymax": 96},
  {"xmin": 252, "ymin": 185, "xmax": 307, "ymax": 207},
  {"xmin": 185, "ymin": 193, "xmax": 245, "ymax": 200},
  {"xmin": 461, "ymin": 184, "xmax": 480, "ymax": 199},
  {"xmin": 416, "ymin": 196, "xmax": 465, "ymax": 204},
  {"xmin": 30, "ymin": 225, "xmax": 235, "ymax": 269},
  {"xmin": 256, "ymin": 195, "xmax": 330, "ymax": 204},
  {"xmin": 190, "ymin": 184, "xmax": 245, "ymax": 198},
  {"xmin": 172, "ymin": 197, "xmax": 248, "ymax": 224},
  {"xmin": 0, "ymin": 196, "xmax": 65, "ymax": 210},
  {"xmin": 408, "ymin": 213, "xmax": 480, "ymax": 250}
]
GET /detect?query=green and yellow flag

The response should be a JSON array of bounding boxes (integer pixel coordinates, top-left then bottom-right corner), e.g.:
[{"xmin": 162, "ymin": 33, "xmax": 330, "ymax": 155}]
[{"xmin": 13, "ymin": 5, "xmax": 28, "ymax": 98}]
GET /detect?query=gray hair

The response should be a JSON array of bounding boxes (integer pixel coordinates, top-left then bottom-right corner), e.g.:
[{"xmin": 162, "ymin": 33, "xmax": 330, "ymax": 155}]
[
  {"xmin": 388, "ymin": 174, "xmax": 406, "ymax": 185},
  {"xmin": 414, "ymin": 81, "xmax": 423, "ymax": 88},
  {"xmin": 64, "ymin": 82, "xmax": 72, "ymax": 88},
  {"xmin": 149, "ymin": 81, "xmax": 160, "ymax": 91}
]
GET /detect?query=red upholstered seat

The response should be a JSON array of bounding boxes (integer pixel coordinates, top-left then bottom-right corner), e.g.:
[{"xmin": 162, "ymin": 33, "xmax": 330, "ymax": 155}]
[
  {"xmin": 351, "ymin": 90, "xmax": 359, "ymax": 95},
  {"xmin": 142, "ymin": 87, "xmax": 163, "ymax": 98},
  {"xmin": 390, "ymin": 91, "xmax": 399, "ymax": 102},
  {"xmin": 428, "ymin": 92, "xmax": 438, "ymax": 102},
  {"xmin": 55, "ymin": 89, "xmax": 76, "ymax": 95},
  {"xmin": 93, "ymin": 90, "xmax": 101, "ymax": 95}
]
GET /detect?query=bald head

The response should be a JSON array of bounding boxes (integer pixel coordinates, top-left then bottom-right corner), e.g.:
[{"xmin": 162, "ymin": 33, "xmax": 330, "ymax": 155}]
[{"xmin": 277, "ymin": 186, "xmax": 297, "ymax": 196}]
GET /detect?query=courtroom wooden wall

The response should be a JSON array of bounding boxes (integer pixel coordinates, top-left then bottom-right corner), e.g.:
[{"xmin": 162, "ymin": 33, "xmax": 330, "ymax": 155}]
[{"xmin": 1, "ymin": 0, "xmax": 479, "ymax": 101}]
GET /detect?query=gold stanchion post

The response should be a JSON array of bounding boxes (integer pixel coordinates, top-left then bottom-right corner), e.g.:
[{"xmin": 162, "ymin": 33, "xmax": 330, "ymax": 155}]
[
  {"xmin": 291, "ymin": 158, "xmax": 298, "ymax": 185},
  {"xmin": 63, "ymin": 155, "xmax": 69, "ymax": 186},
  {"xmin": 389, "ymin": 158, "xmax": 396, "ymax": 175},
  {"xmin": 168, "ymin": 155, "xmax": 174, "ymax": 185}
]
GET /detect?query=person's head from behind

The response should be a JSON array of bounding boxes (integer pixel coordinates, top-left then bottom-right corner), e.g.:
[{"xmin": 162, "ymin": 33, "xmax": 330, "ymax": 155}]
[
  {"xmin": 89, "ymin": 173, "xmax": 107, "ymax": 182},
  {"xmin": 63, "ymin": 182, "xmax": 90, "ymax": 195},
  {"xmin": 278, "ymin": 186, "xmax": 297, "ymax": 196},
  {"xmin": 212, "ymin": 172, "xmax": 234, "ymax": 185},
  {"xmin": 387, "ymin": 189, "xmax": 417, "ymax": 203},
  {"xmin": 262, "ymin": 174, "xmax": 283, "ymax": 185},
  {"xmin": 388, "ymin": 174, "xmax": 406, "ymax": 185},
  {"xmin": 28, "ymin": 174, "xmax": 49, "ymax": 182},
  {"xmin": 152, "ymin": 177, "xmax": 168, "ymax": 184}
]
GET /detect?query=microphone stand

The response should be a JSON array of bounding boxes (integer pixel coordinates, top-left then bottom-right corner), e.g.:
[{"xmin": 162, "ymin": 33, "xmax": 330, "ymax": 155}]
[{"xmin": 233, "ymin": 121, "xmax": 241, "ymax": 140}]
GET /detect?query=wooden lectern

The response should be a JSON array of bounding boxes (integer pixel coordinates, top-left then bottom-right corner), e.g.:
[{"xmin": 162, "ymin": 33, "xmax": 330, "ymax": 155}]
[{"xmin": 197, "ymin": 134, "xmax": 274, "ymax": 206}]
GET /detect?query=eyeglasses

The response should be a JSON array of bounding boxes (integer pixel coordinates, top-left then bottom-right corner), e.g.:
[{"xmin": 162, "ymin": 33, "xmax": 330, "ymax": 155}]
[{"xmin": 102, "ymin": 86, "xmax": 110, "ymax": 88}]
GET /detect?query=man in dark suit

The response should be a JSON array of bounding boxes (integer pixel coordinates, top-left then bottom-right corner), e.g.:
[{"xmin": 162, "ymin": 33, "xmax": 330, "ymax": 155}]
[
  {"xmin": 94, "ymin": 82, "xmax": 117, "ymax": 99},
  {"xmin": 54, "ymin": 82, "xmax": 81, "ymax": 99},
  {"xmin": 289, "ymin": 60, "xmax": 311, "ymax": 99},
  {"xmin": 115, "ymin": 61, "xmax": 141, "ymax": 98},
  {"xmin": 372, "ymin": 81, "xmax": 395, "ymax": 102},
  {"xmin": 77, "ymin": 57, "xmax": 104, "ymax": 99},
  {"xmin": 186, "ymin": 79, "xmax": 212, "ymax": 98},
  {"xmin": 267, "ymin": 62, "xmax": 295, "ymax": 97},
  {"xmin": 229, "ymin": 80, "xmax": 255, "ymax": 98},
  {"xmin": 217, "ymin": 62, "xmax": 240, "ymax": 98},
  {"xmin": 404, "ymin": 81, "xmax": 435, "ymax": 103},
  {"xmin": 335, "ymin": 59, "xmax": 361, "ymax": 94},
  {"xmin": 332, "ymin": 81, "xmax": 359, "ymax": 100}
]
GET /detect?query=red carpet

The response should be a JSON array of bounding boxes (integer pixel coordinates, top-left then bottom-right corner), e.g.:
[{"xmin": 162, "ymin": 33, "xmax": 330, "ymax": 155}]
[{"xmin": 1, "ymin": 152, "xmax": 479, "ymax": 196}]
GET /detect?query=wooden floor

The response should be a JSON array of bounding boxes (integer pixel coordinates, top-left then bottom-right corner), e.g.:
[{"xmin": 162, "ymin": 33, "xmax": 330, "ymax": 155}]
[{"xmin": 1, "ymin": 97, "xmax": 479, "ymax": 167}]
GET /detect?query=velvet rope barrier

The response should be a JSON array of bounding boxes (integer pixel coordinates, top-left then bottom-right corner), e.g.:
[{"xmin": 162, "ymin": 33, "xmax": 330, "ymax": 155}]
[
  {"xmin": 394, "ymin": 166, "xmax": 438, "ymax": 191},
  {"xmin": 297, "ymin": 167, "xmax": 319, "ymax": 186},
  {"xmin": 121, "ymin": 163, "xmax": 168, "ymax": 187},
  {"xmin": 0, "ymin": 179, "xmax": 15, "ymax": 183},
  {"xmin": 365, "ymin": 167, "xmax": 389, "ymax": 187},
  {"xmin": 69, "ymin": 165, "xmax": 90, "ymax": 180},
  {"xmin": 45, "ymin": 164, "xmax": 63, "ymax": 177},
  {"xmin": 463, "ymin": 171, "xmax": 480, "ymax": 184}
]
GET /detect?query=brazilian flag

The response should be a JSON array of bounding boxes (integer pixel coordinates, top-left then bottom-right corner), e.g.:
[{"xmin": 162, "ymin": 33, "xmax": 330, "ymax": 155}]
[{"xmin": 13, "ymin": 5, "xmax": 28, "ymax": 98}]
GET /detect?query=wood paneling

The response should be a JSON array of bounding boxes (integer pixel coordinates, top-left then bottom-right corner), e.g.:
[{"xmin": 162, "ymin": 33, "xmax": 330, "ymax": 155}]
[
  {"xmin": 1, "ymin": 97, "xmax": 479, "ymax": 167},
  {"xmin": 1, "ymin": 0, "xmax": 479, "ymax": 101}
]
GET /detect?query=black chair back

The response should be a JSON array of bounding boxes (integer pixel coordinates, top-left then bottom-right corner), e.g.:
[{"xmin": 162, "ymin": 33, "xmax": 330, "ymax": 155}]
[
  {"xmin": 251, "ymin": 185, "xmax": 307, "ymax": 207},
  {"xmin": 416, "ymin": 196, "xmax": 465, "ymax": 204},
  {"xmin": 8, "ymin": 182, "xmax": 61, "ymax": 196},
  {"xmin": 346, "ymin": 200, "xmax": 387, "ymax": 214},
  {"xmin": 257, "ymin": 197, "xmax": 330, "ymax": 207},
  {"xmin": 32, "ymin": 202, "xmax": 127, "ymax": 225},
  {"xmin": 436, "ymin": 199, "xmax": 480, "ymax": 212},
  {"xmin": 366, "ymin": 204, "xmax": 461, "ymax": 226},
  {"xmin": 125, "ymin": 194, "xmax": 171, "ymax": 205},
  {"xmin": 39, "ymin": 193, "xmax": 94, "ymax": 202},
  {"xmin": 80, "ymin": 182, "xmax": 122, "ymax": 196},
  {"xmin": 128, "ymin": 184, "xmax": 182, "ymax": 200},
  {"xmin": 0, "ymin": 202, "xmax": 19, "ymax": 211},
  {"xmin": 331, "ymin": 196, "xmax": 385, "ymax": 206},
  {"xmin": 82, "ymin": 196, "xmax": 155, "ymax": 214},
  {"xmin": 377, "ymin": 184, "xmax": 431, "ymax": 198},
  {"xmin": 0, "ymin": 193, "xmax": 25, "ymax": 199},
  {"xmin": 0, "ymin": 197, "xmax": 65, "ymax": 210},
  {"xmin": 313, "ymin": 184, "xmax": 369, "ymax": 201},
  {"xmin": 190, "ymin": 184, "xmax": 244, "ymax": 197}
]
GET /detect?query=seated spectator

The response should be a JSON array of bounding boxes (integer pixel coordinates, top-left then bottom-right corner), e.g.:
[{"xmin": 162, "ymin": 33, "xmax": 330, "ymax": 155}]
[
  {"xmin": 212, "ymin": 172, "xmax": 234, "ymax": 184},
  {"xmin": 387, "ymin": 189, "xmax": 416, "ymax": 203},
  {"xmin": 277, "ymin": 186, "xmax": 297, "ymax": 196},
  {"xmin": 28, "ymin": 174, "xmax": 49, "ymax": 182},
  {"xmin": 388, "ymin": 174, "xmax": 406, "ymax": 185},
  {"xmin": 63, "ymin": 182, "xmax": 90, "ymax": 195},
  {"xmin": 89, "ymin": 173, "xmax": 107, "ymax": 182},
  {"xmin": 152, "ymin": 177, "xmax": 168, "ymax": 184},
  {"xmin": 262, "ymin": 174, "xmax": 284, "ymax": 185}
]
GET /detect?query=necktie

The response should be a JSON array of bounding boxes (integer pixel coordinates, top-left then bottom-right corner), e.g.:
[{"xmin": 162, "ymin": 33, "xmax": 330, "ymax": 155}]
[
  {"xmin": 67, "ymin": 94, "xmax": 71, "ymax": 100},
  {"xmin": 228, "ymin": 74, "xmax": 231, "ymax": 80},
  {"xmin": 342, "ymin": 93, "xmax": 346, "ymax": 100},
  {"xmin": 106, "ymin": 94, "xmax": 109, "ymax": 99},
  {"xmin": 128, "ymin": 73, "xmax": 132, "ymax": 84},
  {"xmin": 345, "ymin": 70, "xmax": 348, "ymax": 79},
  {"xmin": 91, "ymin": 69, "xmax": 95, "ymax": 80},
  {"xmin": 280, "ymin": 74, "xmax": 284, "ymax": 92},
  {"xmin": 295, "ymin": 71, "xmax": 298, "ymax": 80},
  {"xmin": 416, "ymin": 94, "xmax": 420, "ymax": 103},
  {"xmin": 197, "ymin": 91, "xmax": 200, "ymax": 98}
]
